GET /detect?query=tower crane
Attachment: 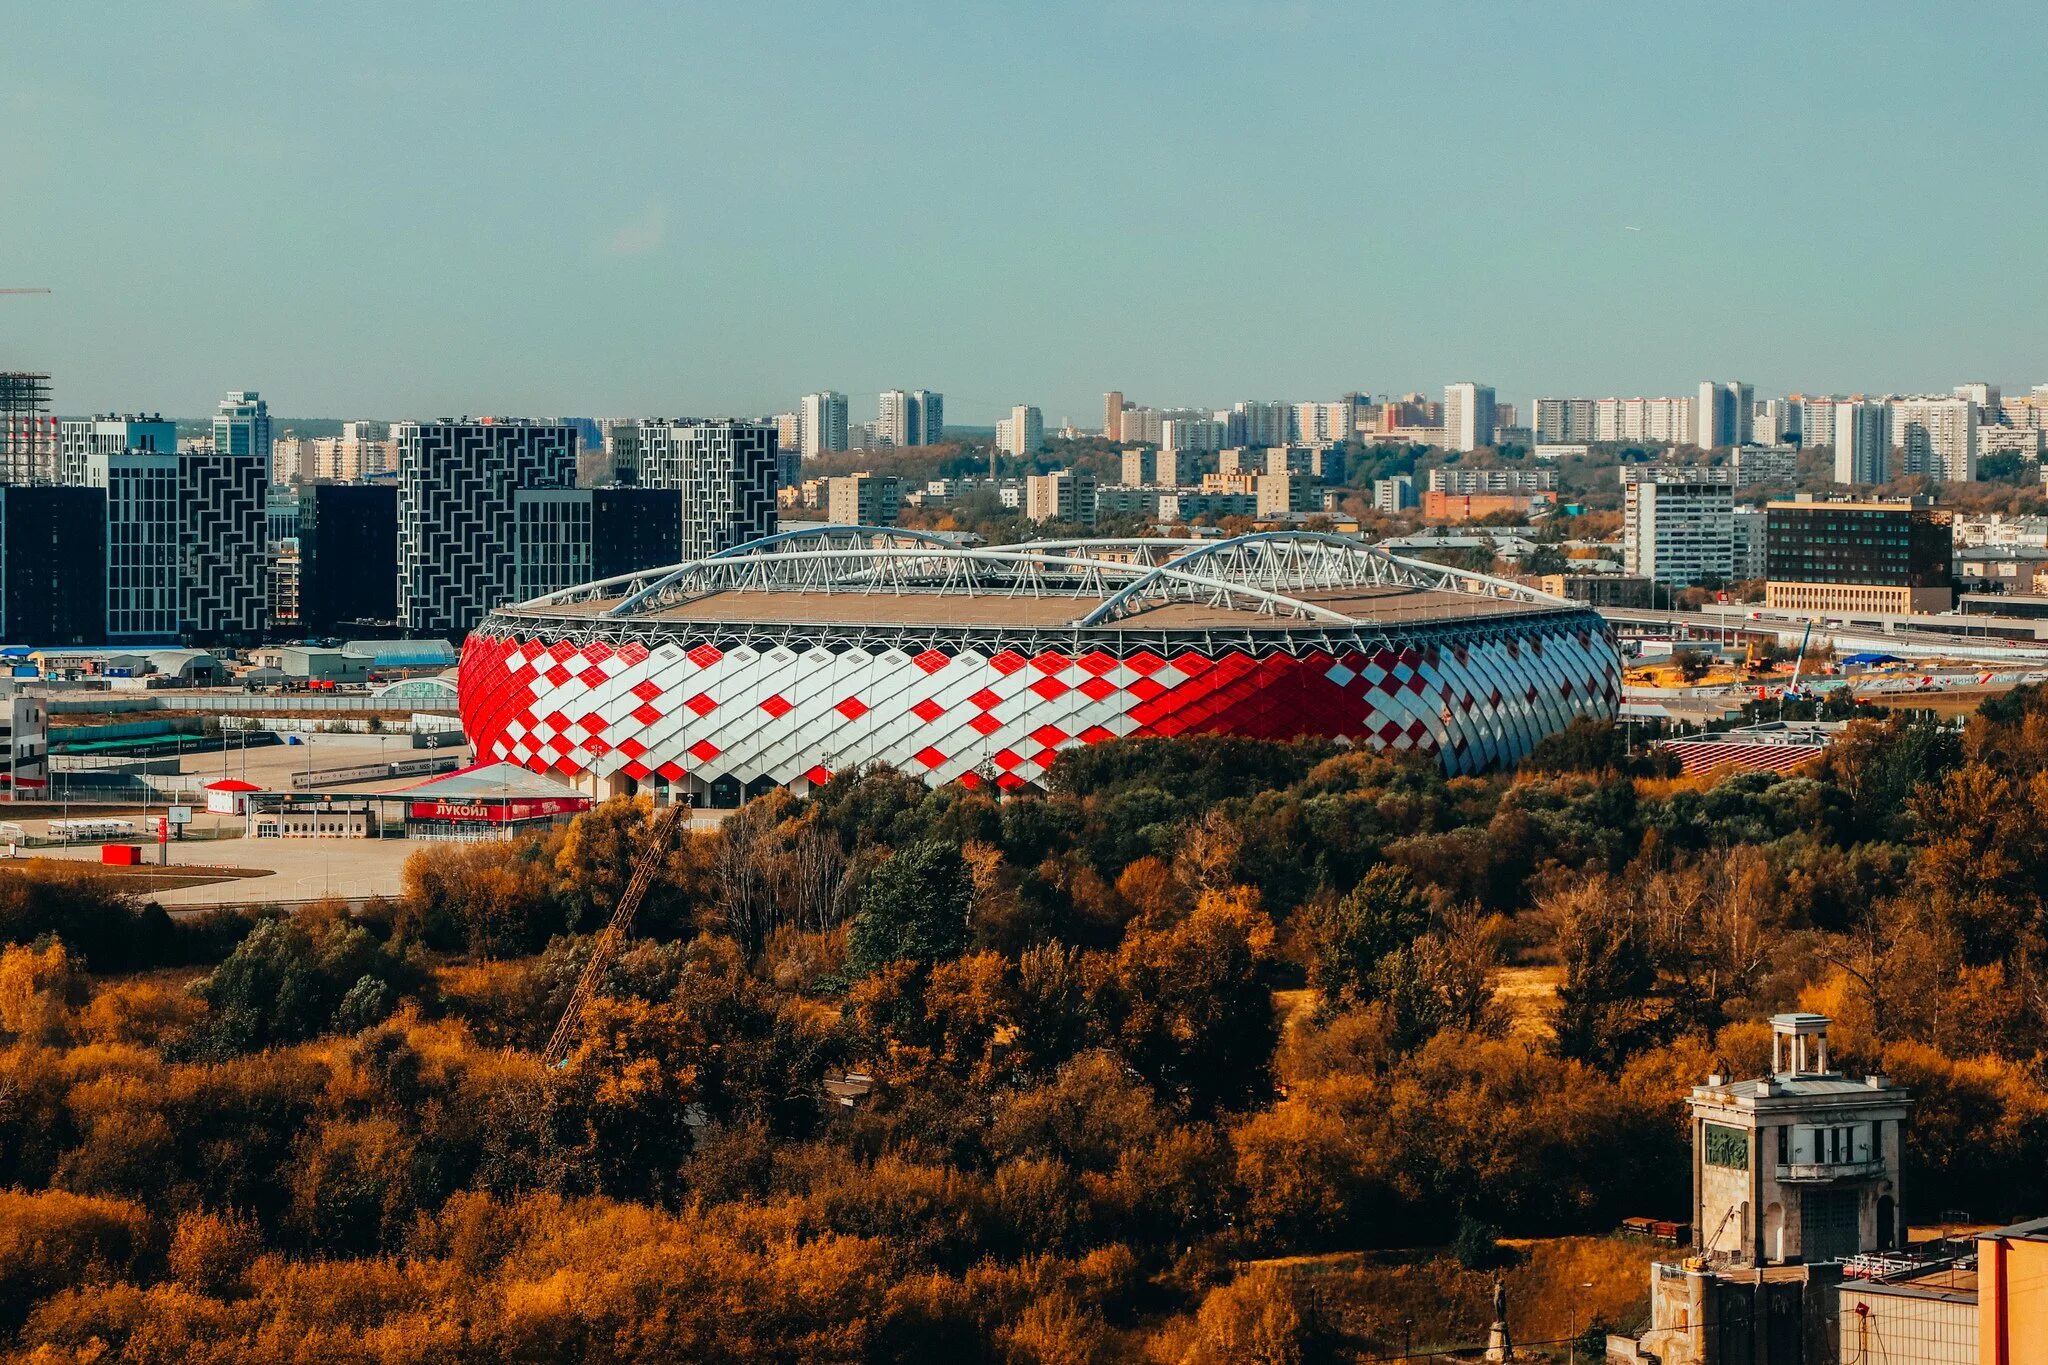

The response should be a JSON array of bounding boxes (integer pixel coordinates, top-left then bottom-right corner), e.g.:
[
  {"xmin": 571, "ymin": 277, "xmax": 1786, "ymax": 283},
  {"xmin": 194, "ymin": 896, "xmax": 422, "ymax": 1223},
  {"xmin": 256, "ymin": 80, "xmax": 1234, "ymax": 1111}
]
[
  {"xmin": 0, "ymin": 289, "xmax": 52, "ymax": 296},
  {"xmin": 540, "ymin": 801, "xmax": 688, "ymax": 1068}
]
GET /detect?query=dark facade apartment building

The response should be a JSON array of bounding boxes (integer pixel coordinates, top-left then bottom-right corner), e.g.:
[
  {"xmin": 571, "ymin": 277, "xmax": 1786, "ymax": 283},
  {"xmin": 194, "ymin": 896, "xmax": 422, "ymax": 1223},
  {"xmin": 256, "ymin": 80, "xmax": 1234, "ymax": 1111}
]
[
  {"xmin": 0, "ymin": 485, "xmax": 107, "ymax": 645},
  {"xmin": 298, "ymin": 483, "xmax": 400, "ymax": 634},
  {"xmin": 514, "ymin": 487, "xmax": 686, "ymax": 601}
]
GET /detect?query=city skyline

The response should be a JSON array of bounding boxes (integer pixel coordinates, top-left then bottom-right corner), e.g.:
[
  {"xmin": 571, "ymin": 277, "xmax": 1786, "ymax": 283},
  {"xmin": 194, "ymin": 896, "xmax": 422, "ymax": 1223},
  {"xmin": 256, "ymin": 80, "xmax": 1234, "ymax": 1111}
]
[{"xmin": 4, "ymin": 2, "xmax": 2045, "ymax": 422}]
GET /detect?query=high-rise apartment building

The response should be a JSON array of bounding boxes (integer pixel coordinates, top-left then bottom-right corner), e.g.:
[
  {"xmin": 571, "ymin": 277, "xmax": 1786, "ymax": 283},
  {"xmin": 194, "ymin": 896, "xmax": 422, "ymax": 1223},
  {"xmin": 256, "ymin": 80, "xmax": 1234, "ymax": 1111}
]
[
  {"xmin": 635, "ymin": 419, "xmax": 780, "ymax": 560},
  {"xmin": 1372, "ymin": 475, "xmax": 1417, "ymax": 513},
  {"xmin": 799, "ymin": 392, "xmax": 849, "ymax": 459},
  {"xmin": 1161, "ymin": 417, "xmax": 1226, "ymax": 453},
  {"xmin": 997, "ymin": 406, "xmax": 1044, "ymax": 457},
  {"xmin": 330, "ymin": 420, "xmax": 393, "ymax": 480},
  {"xmin": 1103, "ymin": 392, "xmax": 1125, "ymax": 442},
  {"xmin": 85, "ymin": 450, "xmax": 182, "ymax": 641},
  {"xmin": 212, "ymin": 391, "xmax": 273, "ymax": 469},
  {"xmin": 513, "ymin": 487, "xmax": 685, "ymax": 602},
  {"xmin": 1622, "ymin": 466, "xmax": 1735, "ymax": 587},
  {"xmin": 0, "ymin": 373, "xmax": 55, "ymax": 485},
  {"xmin": 1118, "ymin": 406, "xmax": 1163, "ymax": 446},
  {"xmin": 1532, "ymin": 398, "xmax": 1598, "ymax": 443},
  {"xmin": 771, "ymin": 411, "xmax": 803, "ymax": 457},
  {"xmin": 877, "ymin": 389, "xmax": 943, "ymax": 447},
  {"xmin": 1892, "ymin": 397, "xmax": 1977, "ymax": 482},
  {"xmin": 1444, "ymin": 383, "xmax": 1497, "ymax": 452},
  {"xmin": 826, "ymin": 472, "xmax": 903, "ymax": 526},
  {"xmin": 57, "ymin": 415, "xmax": 176, "ymax": 488},
  {"xmin": 296, "ymin": 484, "xmax": 399, "ymax": 633},
  {"xmin": 0, "ymin": 486, "xmax": 106, "ymax": 645},
  {"xmin": 1695, "ymin": 381, "xmax": 1754, "ymax": 449},
  {"xmin": 181, "ymin": 437, "xmax": 269, "ymax": 641},
  {"xmin": 1833, "ymin": 402, "xmax": 1890, "ymax": 486},
  {"xmin": 1025, "ymin": 470, "xmax": 1095, "ymax": 525},
  {"xmin": 1293, "ymin": 400, "xmax": 1357, "ymax": 447},
  {"xmin": 1788, "ymin": 397, "xmax": 1838, "ymax": 450},
  {"xmin": 396, "ymin": 420, "xmax": 578, "ymax": 633},
  {"xmin": 1234, "ymin": 401, "xmax": 1292, "ymax": 448},
  {"xmin": 1954, "ymin": 381, "xmax": 1999, "ymax": 409},
  {"xmin": 1591, "ymin": 396, "xmax": 1693, "ymax": 444}
]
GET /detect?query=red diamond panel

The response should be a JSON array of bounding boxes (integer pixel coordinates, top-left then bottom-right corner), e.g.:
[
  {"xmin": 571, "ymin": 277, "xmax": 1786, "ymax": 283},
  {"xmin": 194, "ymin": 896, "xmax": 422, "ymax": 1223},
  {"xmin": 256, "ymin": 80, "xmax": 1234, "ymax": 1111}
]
[
  {"xmin": 1124, "ymin": 650, "xmax": 1166, "ymax": 675},
  {"xmin": 1080, "ymin": 725, "xmax": 1114, "ymax": 743},
  {"xmin": 835, "ymin": 696, "xmax": 868, "ymax": 720},
  {"xmin": 687, "ymin": 644, "xmax": 724, "ymax": 667},
  {"xmin": 581, "ymin": 641, "xmax": 613, "ymax": 663},
  {"xmin": 1028, "ymin": 676, "xmax": 1068, "ymax": 701},
  {"xmin": 992, "ymin": 749, "xmax": 1024, "ymax": 771},
  {"xmin": 959, "ymin": 772, "xmax": 983, "ymax": 790},
  {"xmin": 912, "ymin": 649, "xmax": 949, "ymax": 674},
  {"xmin": 1032, "ymin": 747, "xmax": 1061, "ymax": 769},
  {"xmin": 544, "ymin": 665, "xmax": 572, "ymax": 687},
  {"xmin": 989, "ymin": 651, "xmax": 1027, "ymax": 675},
  {"xmin": 968, "ymin": 688, "xmax": 1002, "ymax": 710},
  {"xmin": 657, "ymin": 761, "xmax": 685, "ymax": 781},
  {"xmin": 911, "ymin": 698, "xmax": 946, "ymax": 723},
  {"xmin": 912, "ymin": 746, "xmax": 946, "ymax": 770},
  {"xmin": 623, "ymin": 760, "xmax": 651, "ymax": 780},
  {"xmin": 759, "ymin": 694, "xmax": 792, "ymax": 718},
  {"xmin": 688, "ymin": 739, "xmax": 721, "ymax": 762},
  {"xmin": 632, "ymin": 703, "xmax": 663, "ymax": 725},
  {"xmin": 803, "ymin": 765, "xmax": 833, "ymax": 786},
  {"xmin": 1030, "ymin": 724, "xmax": 1069, "ymax": 747},
  {"xmin": 1128, "ymin": 677, "xmax": 1166, "ymax": 702},
  {"xmin": 548, "ymin": 640, "xmax": 578, "ymax": 662},
  {"xmin": 1078, "ymin": 677, "xmax": 1117, "ymax": 701},
  {"xmin": 577, "ymin": 665, "xmax": 607, "ymax": 687},
  {"xmin": 632, "ymin": 679, "xmax": 663, "ymax": 702},
  {"xmin": 969, "ymin": 713, "xmax": 1003, "ymax": 736},
  {"xmin": 684, "ymin": 692, "xmax": 717, "ymax": 716},
  {"xmin": 1031, "ymin": 652, "xmax": 1070, "ymax": 675},
  {"xmin": 578, "ymin": 713, "xmax": 608, "ymax": 734},
  {"xmin": 618, "ymin": 641, "xmax": 649, "ymax": 664},
  {"xmin": 617, "ymin": 738, "xmax": 647, "ymax": 759},
  {"xmin": 1078, "ymin": 651, "xmax": 1118, "ymax": 676},
  {"xmin": 996, "ymin": 773, "xmax": 1027, "ymax": 790}
]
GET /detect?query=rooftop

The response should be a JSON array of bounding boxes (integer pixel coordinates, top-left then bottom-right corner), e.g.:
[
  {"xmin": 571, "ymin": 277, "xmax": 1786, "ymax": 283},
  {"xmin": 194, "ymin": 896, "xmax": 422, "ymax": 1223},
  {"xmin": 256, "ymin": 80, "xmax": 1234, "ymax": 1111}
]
[{"xmin": 494, "ymin": 526, "xmax": 1588, "ymax": 634}]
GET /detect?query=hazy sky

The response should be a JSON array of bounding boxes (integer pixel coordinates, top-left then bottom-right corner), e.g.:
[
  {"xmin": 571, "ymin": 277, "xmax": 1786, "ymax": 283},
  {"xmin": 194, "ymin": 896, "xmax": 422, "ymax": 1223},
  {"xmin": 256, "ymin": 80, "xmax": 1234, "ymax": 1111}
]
[{"xmin": 3, "ymin": 1, "xmax": 2043, "ymax": 424}]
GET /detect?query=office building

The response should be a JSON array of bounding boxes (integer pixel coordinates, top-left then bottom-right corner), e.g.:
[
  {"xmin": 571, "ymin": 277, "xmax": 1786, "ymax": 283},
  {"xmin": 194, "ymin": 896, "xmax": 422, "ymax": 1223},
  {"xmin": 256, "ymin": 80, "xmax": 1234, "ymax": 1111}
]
[
  {"xmin": 57, "ymin": 415, "xmax": 176, "ymax": 488},
  {"xmin": 635, "ymin": 420, "xmax": 780, "ymax": 561},
  {"xmin": 85, "ymin": 449, "xmax": 182, "ymax": 641},
  {"xmin": 826, "ymin": 472, "xmax": 903, "ymax": 526},
  {"xmin": 1893, "ymin": 397, "xmax": 1978, "ymax": 482},
  {"xmin": 212, "ymin": 391, "xmax": 273, "ymax": 469},
  {"xmin": 1427, "ymin": 467, "xmax": 1557, "ymax": 494},
  {"xmin": 1443, "ymin": 383, "xmax": 1496, "ymax": 452},
  {"xmin": 296, "ymin": 484, "xmax": 400, "ymax": 634},
  {"xmin": 513, "ymin": 487, "xmax": 685, "ymax": 602},
  {"xmin": 396, "ymin": 420, "xmax": 578, "ymax": 634},
  {"xmin": 1622, "ymin": 466, "xmax": 1735, "ymax": 587},
  {"xmin": 799, "ymin": 391, "xmax": 849, "ymax": 458},
  {"xmin": 180, "ymin": 437, "xmax": 269, "ymax": 641},
  {"xmin": 1025, "ymin": 470, "xmax": 1094, "ymax": 524},
  {"xmin": 1833, "ymin": 401, "xmax": 1891, "ymax": 486},
  {"xmin": 997, "ymin": 405, "xmax": 1044, "ymax": 457},
  {"xmin": 1764, "ymin": 495, "xmax": 1954, "ymax": 615},
  {"xmin": 0, "ymin": 486, "xmax": 105, "ymax": 645},
  {"xmin": 1103, "ymin": 392, "xmax": 1125, "ymax": 441},
  {"xmin": 1372, "ymin": 475, "xmax": 1417, "ymax": 513}
]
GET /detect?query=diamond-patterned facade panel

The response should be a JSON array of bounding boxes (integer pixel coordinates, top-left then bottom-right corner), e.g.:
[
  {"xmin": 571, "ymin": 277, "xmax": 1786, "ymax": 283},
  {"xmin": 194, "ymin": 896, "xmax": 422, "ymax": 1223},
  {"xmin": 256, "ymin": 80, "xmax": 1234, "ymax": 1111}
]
[{"xmin": 457, "ymin": 617, "xmax": 1621, "ymax": 796}]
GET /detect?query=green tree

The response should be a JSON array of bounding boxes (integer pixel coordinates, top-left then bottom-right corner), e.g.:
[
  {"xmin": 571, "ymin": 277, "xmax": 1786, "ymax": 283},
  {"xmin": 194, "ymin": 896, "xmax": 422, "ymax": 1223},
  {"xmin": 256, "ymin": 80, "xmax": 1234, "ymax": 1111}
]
[
  {"xmin": 1303, "ymin": 865, "xmax": 1432, "ymax": 1007},
  {"xmin": 846, "ymin": 839, "xmax": 972, "ymax": 975}
]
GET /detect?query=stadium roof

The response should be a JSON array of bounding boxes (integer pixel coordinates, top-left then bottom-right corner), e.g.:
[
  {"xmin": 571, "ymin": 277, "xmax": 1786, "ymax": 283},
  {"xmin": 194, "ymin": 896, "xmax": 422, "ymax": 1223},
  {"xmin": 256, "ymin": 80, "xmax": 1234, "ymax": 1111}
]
[{"xmin": 497, "ymin": 527, "xmax": 1577, "ymax": 633}]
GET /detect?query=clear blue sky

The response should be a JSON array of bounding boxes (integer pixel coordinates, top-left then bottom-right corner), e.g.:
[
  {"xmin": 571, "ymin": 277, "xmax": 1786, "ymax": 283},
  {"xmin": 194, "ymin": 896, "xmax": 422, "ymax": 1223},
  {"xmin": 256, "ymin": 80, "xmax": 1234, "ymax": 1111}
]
[{"xmin": 3, "ymin": 1, "xmax": 2042, "ymax": 424}]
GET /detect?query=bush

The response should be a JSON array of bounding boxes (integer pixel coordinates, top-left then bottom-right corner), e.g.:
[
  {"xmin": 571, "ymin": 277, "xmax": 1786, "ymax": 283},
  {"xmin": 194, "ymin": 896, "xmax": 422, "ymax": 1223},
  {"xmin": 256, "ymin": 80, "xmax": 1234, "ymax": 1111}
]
[{"xmin": 186, "ymin": 916, "xmax": 421, "ymax": 1057}]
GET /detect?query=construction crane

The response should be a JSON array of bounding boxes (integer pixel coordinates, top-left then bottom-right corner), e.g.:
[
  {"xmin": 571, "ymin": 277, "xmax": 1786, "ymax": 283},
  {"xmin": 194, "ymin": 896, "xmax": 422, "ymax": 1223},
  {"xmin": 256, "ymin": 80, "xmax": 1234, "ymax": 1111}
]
[
  {"xmin": 0, "ymin": 288, "xmax": 52, "ymax": 296},
  {"xmin": 540, "ymin": 802, "xmax": 688, "ymax": 1068}
]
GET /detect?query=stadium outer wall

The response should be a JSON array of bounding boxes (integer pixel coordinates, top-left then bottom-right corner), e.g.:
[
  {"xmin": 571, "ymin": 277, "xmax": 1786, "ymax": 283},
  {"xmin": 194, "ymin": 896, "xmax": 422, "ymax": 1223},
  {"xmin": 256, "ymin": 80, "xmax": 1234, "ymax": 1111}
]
[{"xmin": 457, "ymin": 607, "xmax": 1622, "ymax": 806}]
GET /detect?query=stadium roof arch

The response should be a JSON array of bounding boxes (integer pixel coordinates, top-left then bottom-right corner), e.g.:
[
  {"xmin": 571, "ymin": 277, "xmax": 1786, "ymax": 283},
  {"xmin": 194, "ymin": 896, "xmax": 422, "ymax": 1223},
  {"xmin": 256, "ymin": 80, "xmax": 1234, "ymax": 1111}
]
[{"xmin": 508, "ymin": 525, "xmax": 1568, "ymax": 631}]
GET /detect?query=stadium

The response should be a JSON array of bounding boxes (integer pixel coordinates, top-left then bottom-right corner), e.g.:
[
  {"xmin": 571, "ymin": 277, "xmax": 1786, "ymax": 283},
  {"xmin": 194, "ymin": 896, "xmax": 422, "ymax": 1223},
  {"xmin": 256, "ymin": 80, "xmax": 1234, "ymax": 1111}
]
[{"xmin": 458, "ymin": 527, "xmax": 1622, "ymax": 806}]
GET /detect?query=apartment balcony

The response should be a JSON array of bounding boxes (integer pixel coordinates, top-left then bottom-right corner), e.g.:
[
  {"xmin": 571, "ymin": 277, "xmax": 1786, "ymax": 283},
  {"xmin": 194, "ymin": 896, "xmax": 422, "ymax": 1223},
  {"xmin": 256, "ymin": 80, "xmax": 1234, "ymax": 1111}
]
[{"xmin": 1775, "ymin": 1159, "xmax": 1885, "ymax": 1183}]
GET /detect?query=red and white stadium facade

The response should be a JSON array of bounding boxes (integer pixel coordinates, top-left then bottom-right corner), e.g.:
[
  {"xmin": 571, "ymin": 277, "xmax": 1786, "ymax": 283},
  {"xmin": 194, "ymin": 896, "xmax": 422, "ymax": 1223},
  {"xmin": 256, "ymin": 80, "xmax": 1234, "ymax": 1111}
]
[{"xmin": 459, "ymin": 528, "xmax": 1622, "ymax": 807}]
